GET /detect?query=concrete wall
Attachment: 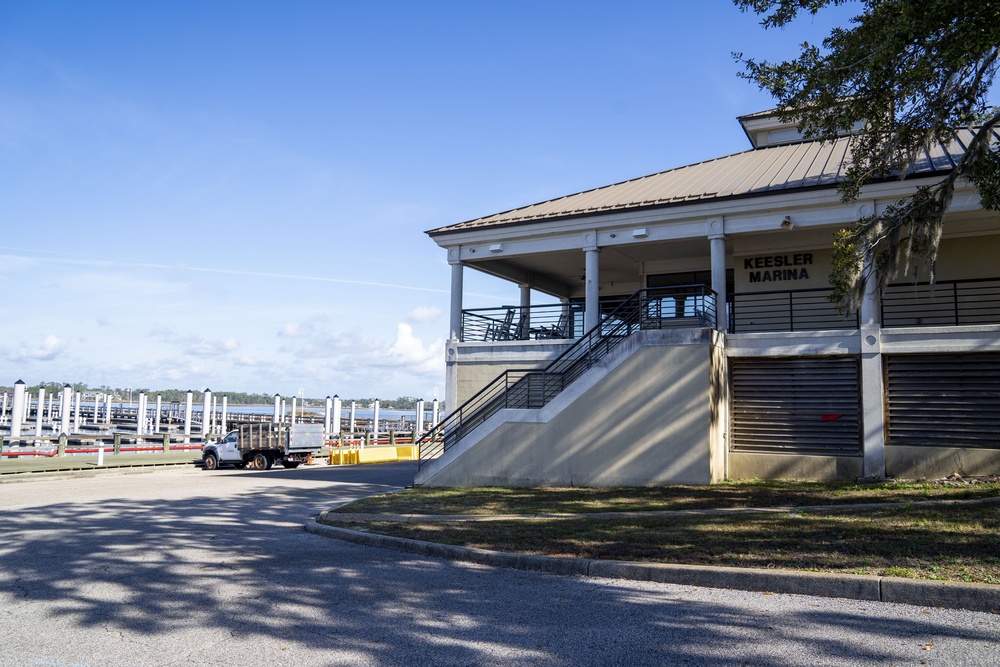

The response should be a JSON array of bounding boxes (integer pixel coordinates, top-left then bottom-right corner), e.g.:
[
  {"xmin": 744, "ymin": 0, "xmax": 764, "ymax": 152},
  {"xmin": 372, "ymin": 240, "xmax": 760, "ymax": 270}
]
[
  {"xmin": 886, "ymin": 446, "xmax": 1000, "ymax": 480},
  {"xmin": 453, "ymin": 341, "xmax": 573, "ymax": 407},
  {"xmin": 728, "ymin": 452, "xmax": 864, "ymax": 482},
  {"xmin": 420, "ymin": 332, "xmax": 716, "ymax": 487}
]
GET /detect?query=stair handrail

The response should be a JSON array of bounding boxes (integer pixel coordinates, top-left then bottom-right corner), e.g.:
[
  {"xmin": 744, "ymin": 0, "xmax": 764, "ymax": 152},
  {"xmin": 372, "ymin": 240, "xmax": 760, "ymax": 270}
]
[{"xmin": 418, "ymin": 285, "xmax": 717, "ymax": 464}]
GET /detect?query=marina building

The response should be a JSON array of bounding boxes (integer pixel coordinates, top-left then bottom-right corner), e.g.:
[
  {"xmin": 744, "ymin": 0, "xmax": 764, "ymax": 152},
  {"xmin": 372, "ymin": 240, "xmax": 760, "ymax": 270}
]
[{"xmin": 418, "ymin": 110, "xmax": 1000, "ymax": 487}]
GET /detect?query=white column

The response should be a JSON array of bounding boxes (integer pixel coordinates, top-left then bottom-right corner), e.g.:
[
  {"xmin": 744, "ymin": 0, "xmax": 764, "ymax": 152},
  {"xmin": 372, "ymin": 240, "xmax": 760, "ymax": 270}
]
[
  {"xmin": 415, "ymin": 400, "xmax": 425, "ymax": 433},
  {"xmin": 73, "ymin": 392, "xmax": 81, "ymax": 432},
  {"xmin": 60, "ymin": 385, "xmax": 72, "ymax": 435},
  {"xmin": 272, "ymin": 394, "xmax": 281, "ymax": 423},
  {"xmin": 372, "ymin": 400, "xmax": 380, "ymax": 441},
  {"xmin": 519, "ymin": 284, "xmax": 531, "ymax": 339},
  {"xmin": 155, "ymin": 395, "xmax": 162, "ymax": 433},
  {"xmin": 220, "ymin": 396, "xmax": 228, "ymax": 435},
  {"xmin": 324, "ymin": 396, "xmax": 332, "ymax": 435},
  {"xmin": 34, "ymin": 387, "xmax": 45, "ymax": 436},
  {"xmin": 201, "ymin": 389, "xmax": 211, "ymax": 436},
  {"xmin": 1, "ymin": 392, "xmax": 8, "ymax": 425},
  {"xmin": 211, "ymin": 395, "xmax": 217, "ymax": 433},
  {"xmin": 710, "ymin": 233, "xmax": 728, "ymax": 331},
  {"xmin": 349, "ymin": 401, "xmax": 357, "ymax": 433},
  {"xmin": 432, "ymin": 398, "xmax": 440, "ymax": 426},
  {"xmin": 449, "ymin": 260, "xmax": 464, "ymax": 341},
  {"xmin": 332, "ymin": 395, "xmax": 342, "ymax": 438},
  {"xmin": 105, "ymin": 393, "xmax": 112, "ymax": 426},
  {"xmin": 584, "ymin": 244, "xmax": 600, "ymax": 332},
  {"xmin": 136, "ymin": 392, "xmax": 146, "ymax": 435},
  {"xmin": 10, "ymin": 380, "xmax": 25, "ymax": 439},
  {"xmin": 860, "ymin": 263, "xmax": 886, "ymax": 479},
  {"xmin": 47, "ymin": 392, "xmax": 54, "ymax": 424},
  {"xmin": 291, "ymin": 396, "xmax": 297, "ymax": 426},
  {"xmin": 183, "ymin": 390, "xmax": 193, "ymax": 438}
]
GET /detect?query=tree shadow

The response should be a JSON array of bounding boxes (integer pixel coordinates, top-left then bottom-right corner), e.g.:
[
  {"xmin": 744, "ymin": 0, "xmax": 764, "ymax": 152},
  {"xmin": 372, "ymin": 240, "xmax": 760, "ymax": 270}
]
[{"xmin": 2, "ymin": 463, "xmax": 997, "ymax": 666}]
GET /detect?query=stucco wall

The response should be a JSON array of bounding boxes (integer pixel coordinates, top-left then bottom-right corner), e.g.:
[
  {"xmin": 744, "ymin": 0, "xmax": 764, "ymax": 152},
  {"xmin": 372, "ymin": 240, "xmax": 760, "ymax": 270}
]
[
  {"xmin": 420, "ymin": 338, "xmax": 715, "ymax": 487},
  {"xmin": 453, "ymin": 341, "xmax": 572, "ymax": 407}
]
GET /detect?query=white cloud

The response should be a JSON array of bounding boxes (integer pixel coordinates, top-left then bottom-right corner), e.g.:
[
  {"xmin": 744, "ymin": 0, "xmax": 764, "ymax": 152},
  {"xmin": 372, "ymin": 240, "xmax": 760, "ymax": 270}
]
[
  {"xmin": 382, "ymin": 323, "xmax": 444, "ymax": 374},
  {"xmin": 183, "ymin": 337, "xmax": 239, "ymax": 358},
  {"xmin": 407, "ymin": 306, "xmax": 442, "ymax": 323},
  {"xmin": 11, "ymin": 335, "xmax": 67, "ymax": 361},
  {"xmin": 278, "ymin": 322, "xmax": 309, "ymax": 337}
]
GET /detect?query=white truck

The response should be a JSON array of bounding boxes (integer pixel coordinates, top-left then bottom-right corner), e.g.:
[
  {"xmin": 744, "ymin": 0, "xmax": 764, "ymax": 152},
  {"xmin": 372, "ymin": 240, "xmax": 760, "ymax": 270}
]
[{"xmin": 202, "ymin": 423, "xmax": 325, "ymax": 471}]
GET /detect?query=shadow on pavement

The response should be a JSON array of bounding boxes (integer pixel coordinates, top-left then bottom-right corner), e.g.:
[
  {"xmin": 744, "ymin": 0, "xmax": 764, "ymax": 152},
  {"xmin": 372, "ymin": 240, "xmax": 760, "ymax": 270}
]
[{"xmin": 1, "ymin": 461, "xmax": 997, "ymax": 666}]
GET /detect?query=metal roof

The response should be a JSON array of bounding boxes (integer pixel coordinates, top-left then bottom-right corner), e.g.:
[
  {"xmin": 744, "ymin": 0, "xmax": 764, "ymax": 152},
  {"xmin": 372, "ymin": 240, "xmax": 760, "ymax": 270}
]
[{"xmin": 428, "ymin": 129, "xmax": 993, "ymax": 237}]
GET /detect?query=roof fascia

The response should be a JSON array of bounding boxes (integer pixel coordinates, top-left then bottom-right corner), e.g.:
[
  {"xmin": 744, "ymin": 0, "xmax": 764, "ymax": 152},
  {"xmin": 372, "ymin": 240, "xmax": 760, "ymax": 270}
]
[
  {"xmin": 437, "ymin": 175, "xmax": 977, "ymax": 266},
  {"xmin": 429, "ymin": 171, "xmax": 966, "ymax": 250}
]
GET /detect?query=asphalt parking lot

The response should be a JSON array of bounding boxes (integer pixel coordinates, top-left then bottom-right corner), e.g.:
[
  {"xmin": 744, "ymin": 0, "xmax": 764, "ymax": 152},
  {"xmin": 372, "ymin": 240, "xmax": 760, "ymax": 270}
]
[{"xmin": 1, "ymin": 463, "xmax": 997, "ymax": 666}]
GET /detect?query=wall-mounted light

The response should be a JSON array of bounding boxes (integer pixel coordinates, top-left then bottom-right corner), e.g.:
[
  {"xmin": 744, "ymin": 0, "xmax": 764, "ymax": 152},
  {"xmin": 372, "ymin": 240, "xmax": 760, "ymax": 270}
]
[
  {"xmin": 489, "ymin": 243, "xmax": 504, "ymax": 253},
  {"xmin": 780, "ymin": 216, "xmax": 794, "ymax": 230},
  {"xmin": 632, "ymin": 228, "xmax": 649, "ymax": 238}
]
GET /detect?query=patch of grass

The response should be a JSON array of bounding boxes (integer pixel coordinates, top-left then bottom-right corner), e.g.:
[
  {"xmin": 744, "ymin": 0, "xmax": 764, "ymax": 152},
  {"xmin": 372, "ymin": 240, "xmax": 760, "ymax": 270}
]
[
  {"xmin": 336, "ymin": 479, "xmax": 1000, "ymax": 516},
  {"xmin": 322, "ymin": 481, "xmax": 1000, "ymax": 584}
]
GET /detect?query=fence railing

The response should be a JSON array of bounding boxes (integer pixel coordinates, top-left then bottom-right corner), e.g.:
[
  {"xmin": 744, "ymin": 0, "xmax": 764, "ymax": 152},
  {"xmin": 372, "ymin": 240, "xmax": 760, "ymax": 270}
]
[
  {"xmin": 461, "ymin": 302, "xmax": 586, "ymax": 342},
  {"xmin": 881, "ymin": 277, "xmax": 1000, "ymax": 327},
  {"xmin": 419, "ymin": 285, "xmax": 717, "ymax": 464},
  {"xmin": 730, "ymin": 287, "xmax": 858, "ymax": 333}
]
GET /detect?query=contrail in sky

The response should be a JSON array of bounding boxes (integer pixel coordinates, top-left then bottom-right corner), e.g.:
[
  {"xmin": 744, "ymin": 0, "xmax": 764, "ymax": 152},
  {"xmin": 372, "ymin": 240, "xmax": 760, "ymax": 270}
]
[{"xmin": 0, "ymin": 248, "xmax": 503, "ymax": 298}]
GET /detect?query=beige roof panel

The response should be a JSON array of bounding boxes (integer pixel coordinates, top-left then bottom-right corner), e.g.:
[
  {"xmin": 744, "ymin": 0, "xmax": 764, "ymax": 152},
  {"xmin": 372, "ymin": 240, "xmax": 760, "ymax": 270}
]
[{"xmin": 428, "ymin": 129, "xmax": 994, "ymax": 237}]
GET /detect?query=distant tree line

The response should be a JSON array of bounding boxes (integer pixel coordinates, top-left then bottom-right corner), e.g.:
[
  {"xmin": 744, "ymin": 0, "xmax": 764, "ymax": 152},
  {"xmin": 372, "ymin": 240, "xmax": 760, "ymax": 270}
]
[{"xmin": 1, "ymin": 382, "xmax": 434, "ymax": 410}]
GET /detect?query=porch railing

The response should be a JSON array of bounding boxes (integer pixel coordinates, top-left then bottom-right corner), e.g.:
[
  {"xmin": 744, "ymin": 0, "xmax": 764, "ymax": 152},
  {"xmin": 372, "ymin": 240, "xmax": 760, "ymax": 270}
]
[
  {"xmin": 461, "ymin": 302, "xmax": 586, "ymax": 342},
  {"xmin": 419, "ymin": 285, "xmax": 716, "ymax": 464},
  {"xmin": 881, "ymin": 277, "xmax": 1000, "ymax": 327},
  {"xmin": 730, "ymin": 287, "xmax": 858, "ymax": 333}
]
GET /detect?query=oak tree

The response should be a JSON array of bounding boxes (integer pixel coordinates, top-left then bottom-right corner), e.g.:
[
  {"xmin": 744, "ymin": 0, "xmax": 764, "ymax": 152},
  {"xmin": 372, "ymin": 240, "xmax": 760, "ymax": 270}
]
[{"xmin": 734, "ymin": 0, "xmax": 1000, "ymax": 310}]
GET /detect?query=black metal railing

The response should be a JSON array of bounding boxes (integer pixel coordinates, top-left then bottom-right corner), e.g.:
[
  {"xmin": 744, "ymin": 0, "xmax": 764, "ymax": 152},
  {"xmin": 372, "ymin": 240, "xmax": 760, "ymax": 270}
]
[
  {"xmin": 881, "ymin": 277, "xmax": 1000, "ymax": 327},
  {"xmin": 419, "ymin": 286, "xmax": 717, "ymax": 464},
  {"xmin": 730, "ymin": 287, "xmax": 858, "ymax": 333},
  {"xmin": 461, "ymin": 302, "xmax": 586, "ymax": 342}
]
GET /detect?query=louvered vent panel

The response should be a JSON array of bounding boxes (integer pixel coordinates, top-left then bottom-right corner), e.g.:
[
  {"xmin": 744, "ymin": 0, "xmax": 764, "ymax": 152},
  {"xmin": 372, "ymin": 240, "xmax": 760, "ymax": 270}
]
[
  {"xmin": 731, "ymin": 357, "xmax": 862, "ymax": 455},
  {"xmin": 886, "ymin": 354, "xmax": 1000, "ymax": 449}
]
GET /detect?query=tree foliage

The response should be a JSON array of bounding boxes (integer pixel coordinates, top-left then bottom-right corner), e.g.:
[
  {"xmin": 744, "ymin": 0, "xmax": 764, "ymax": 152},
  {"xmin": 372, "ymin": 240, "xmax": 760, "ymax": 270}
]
[{"xmin": 735, "ymin": 0, "xmax": 1000, "ymax": 311}]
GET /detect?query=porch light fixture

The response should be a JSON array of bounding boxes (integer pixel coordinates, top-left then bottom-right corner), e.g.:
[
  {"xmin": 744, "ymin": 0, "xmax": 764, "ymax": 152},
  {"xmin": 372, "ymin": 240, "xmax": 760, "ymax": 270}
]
[
  {"xmin": 632, "ymin": 228, "xmax": 649, "ymax": 238},
  {"xmin": 780, "ymin": 216, "xmax": 794, "ymax": 230},
  {"xmin": 489, "ymin": 243, "xmax": 504, "ymax": 253}
]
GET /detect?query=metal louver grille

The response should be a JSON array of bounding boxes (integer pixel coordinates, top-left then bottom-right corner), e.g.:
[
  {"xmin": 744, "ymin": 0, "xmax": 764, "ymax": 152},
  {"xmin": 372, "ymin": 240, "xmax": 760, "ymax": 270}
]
[
  {"xmin": 731, "ymin": 357, "xmax": 862, "ymax": 455},
  {"xmin": 886, "ymin": 354, "xmax": 1000, "ymax": 449}
]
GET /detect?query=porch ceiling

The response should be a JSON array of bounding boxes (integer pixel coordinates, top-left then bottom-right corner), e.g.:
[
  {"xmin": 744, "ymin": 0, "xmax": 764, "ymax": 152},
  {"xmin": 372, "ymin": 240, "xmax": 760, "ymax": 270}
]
[{"xmin": 466, "ymin": 237, "xmax": 713, "ymax": 299}]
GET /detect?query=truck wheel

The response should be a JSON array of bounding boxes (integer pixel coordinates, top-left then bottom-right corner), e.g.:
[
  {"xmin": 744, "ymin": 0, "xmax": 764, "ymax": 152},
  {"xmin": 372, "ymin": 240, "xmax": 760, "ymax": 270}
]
[
  {"xmin": 203, "ymin": 453, "xmax": 219, "ymax": 471},
  {"xmin": 282, "ymin": 461, "xmax": 300, "ymax": 469},
  {"xmin": 252, "ymin": 452, "xmax": 270, "ymax": 470}
]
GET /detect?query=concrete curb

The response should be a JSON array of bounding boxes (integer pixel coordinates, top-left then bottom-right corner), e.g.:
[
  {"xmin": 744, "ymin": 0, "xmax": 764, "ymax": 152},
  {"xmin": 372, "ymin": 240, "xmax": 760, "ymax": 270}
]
[{"xmin": 304, "ymin": 520, "xmax": 1000, "ymax": 614}]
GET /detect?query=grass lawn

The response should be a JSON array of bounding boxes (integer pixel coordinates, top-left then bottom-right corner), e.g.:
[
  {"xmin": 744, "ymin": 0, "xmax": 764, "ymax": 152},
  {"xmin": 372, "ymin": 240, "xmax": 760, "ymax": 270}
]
[{"xmin": 321, "ymin": 480, "xmax": 1000, "ymax": 584}]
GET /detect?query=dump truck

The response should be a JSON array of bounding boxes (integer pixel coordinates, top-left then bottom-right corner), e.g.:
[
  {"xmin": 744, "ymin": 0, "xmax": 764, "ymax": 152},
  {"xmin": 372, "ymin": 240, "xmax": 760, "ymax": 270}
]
[{"xmin": 202, "ymin": 423, "xmax": 324, "ymax": 470}]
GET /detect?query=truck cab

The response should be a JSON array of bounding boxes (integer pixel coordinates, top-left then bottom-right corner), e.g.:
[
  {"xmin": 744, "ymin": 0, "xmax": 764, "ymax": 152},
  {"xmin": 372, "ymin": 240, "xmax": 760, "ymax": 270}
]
[{"xmin": 202, "ymin": 431, "xmax": 246, "ymax": 470}]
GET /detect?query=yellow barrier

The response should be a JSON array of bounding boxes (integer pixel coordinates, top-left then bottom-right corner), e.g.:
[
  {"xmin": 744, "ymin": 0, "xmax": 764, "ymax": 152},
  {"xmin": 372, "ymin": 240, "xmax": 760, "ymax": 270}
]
[
  {"xmin": 329, "ymin": 445, "xmax": 419, "ymax": 466},
  {"xmin": 396, "ymin": 445, "xmax": 418, "ymax": 461}
]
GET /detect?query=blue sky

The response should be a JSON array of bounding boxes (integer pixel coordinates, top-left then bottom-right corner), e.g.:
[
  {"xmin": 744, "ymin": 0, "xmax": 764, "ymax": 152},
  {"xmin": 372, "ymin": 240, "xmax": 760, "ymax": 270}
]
[{"xmin": 1, "ymin": 1, "xmax": 875, "ymax": 399}]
